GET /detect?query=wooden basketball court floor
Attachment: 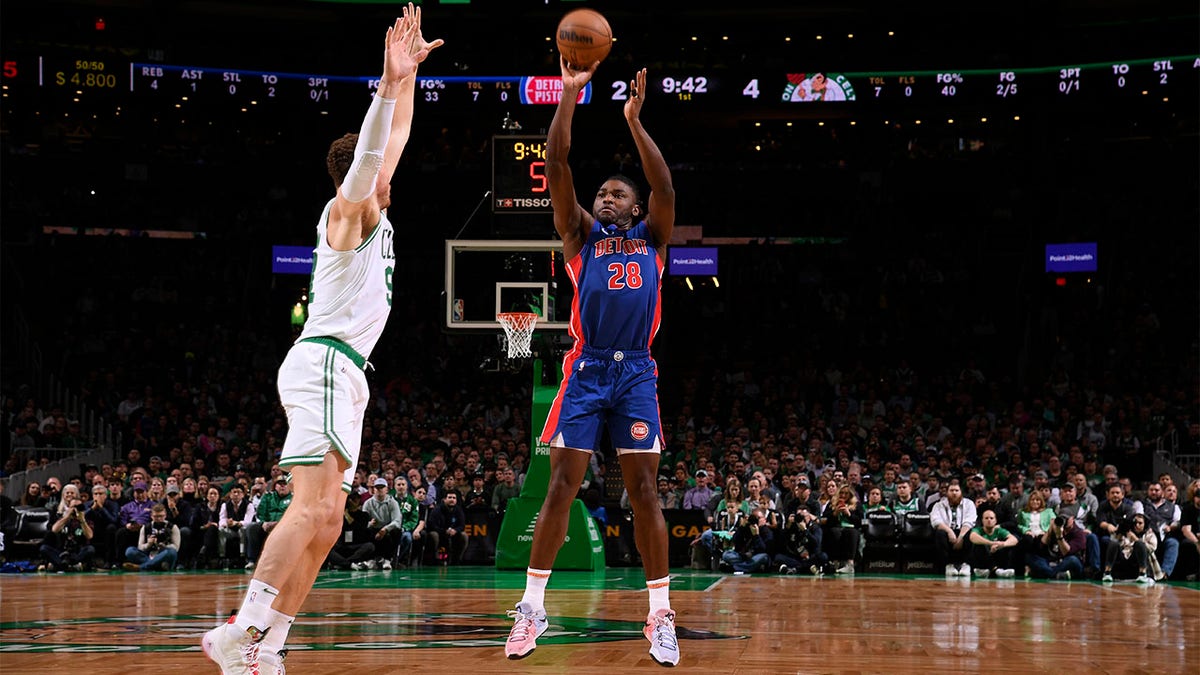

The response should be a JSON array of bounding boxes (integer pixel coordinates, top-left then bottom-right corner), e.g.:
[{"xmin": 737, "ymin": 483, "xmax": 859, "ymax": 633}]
[{"xmin": 1, "ymin": 568, "xmax": 1196, "ymax": 674}]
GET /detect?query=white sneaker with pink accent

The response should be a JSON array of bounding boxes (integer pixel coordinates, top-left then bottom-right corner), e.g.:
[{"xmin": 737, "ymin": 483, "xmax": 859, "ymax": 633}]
[{"xmin": 644, "ymin": 608, "xmax": 680, "ymax": 667}]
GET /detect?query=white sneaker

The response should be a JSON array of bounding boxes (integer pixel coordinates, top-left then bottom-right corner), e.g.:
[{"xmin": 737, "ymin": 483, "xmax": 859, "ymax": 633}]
[
  {"xmin": 975, "ymin": 568, "xmax": 990, "ymax": 578},
  {"xmin": 995, "ymin": 568, "xmax": 1015, "ymax": 578},
  {"xmin": 381, "ymin": 559, "xmax": 392, "ymax": 571},
  {"xmin": 945, "ymin": 564, "xmax": 957, "ymax": 577},
  {"xmin": 644, "ymin": 608, "xmax": 680, "ymax": 667},
  {"xmin": 1135, "ymin": 575, "xmax": 1155, "ymax": 585},
  {"xmin": 1102, "ymin": 573, "xmax": 1114, "ymax": 582},
  {"xmin": 259, "ymin": 648, "xmax": 287, "ymax": 675},
  {"xmin": 201, "ymin": 613, "xmax": 269, "ymax": 675},
  {"xmin": 244, "ymin": 561, "xmax": 256, "ymax": 571},
  {"xmin": 364, "ymin": 559, "xmax": 377, "ymax": 570},
  {"xmin": 835, "ymin": 562, "xmax": 855, "ymax": 575},
  {"xmin": 350, "ymin": 562, "xmax": 366, "ymax": 571},
  {"xmin": 958, "ymin": 564, "xmax": 972, "ymax": 577},
  {"xmin": 505, "ymin": 602, "xmax": 549, "ymax": 659}
]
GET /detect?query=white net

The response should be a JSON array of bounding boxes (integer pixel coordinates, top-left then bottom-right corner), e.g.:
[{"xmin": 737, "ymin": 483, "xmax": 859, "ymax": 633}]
[{"xmin": 497, "ymin": 312, "xmax": 539, "ymax": 359}]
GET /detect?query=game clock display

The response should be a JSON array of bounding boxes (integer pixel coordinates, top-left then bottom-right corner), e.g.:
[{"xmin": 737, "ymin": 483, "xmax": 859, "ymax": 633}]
[{"xmin": 492, "ymin": 135, "xmax": 552, "ymax": 214}]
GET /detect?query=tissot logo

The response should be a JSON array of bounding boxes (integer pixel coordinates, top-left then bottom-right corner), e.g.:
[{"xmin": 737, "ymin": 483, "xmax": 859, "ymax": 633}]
[{"xmin": 0, "ymin": 612, "xmax": 742, "ymax": 652}]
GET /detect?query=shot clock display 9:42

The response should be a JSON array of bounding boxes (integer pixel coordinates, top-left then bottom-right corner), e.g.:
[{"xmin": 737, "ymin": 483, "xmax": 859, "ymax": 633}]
[{"xmin": 492, "ymin": 135, "xmax": 553, "ymax": 214}]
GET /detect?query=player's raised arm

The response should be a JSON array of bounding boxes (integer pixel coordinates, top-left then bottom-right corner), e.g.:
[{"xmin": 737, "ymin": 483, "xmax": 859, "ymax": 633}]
[
  {"xmin": 623, "ymin": 68, "xmax": 675, "ymax": 252},
  {"xmin": 380, "ymin": 3, "xmax": 443, "ymax": 188},
  {"xmin": 328, "ymin": 18, "xmax": 426, "ymax": 251},
  {"xmin": 546, "ymin": 56, "xmax": 597, "ymax": 260}
]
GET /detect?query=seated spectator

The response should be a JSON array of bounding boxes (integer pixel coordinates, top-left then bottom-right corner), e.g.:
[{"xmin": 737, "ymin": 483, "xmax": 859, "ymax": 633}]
[
  {"xmin": 393, "ymin": 477, "xmax": 420, "ymax": 568},
  {"xmin": 326, "ymin": 494, "xmax": 377, "ymax": 571},
  {"xmin": 84, "ymin": 483, "xmax": 120, "ymax": 568},
  {"xmin": 1026, "ymin": 514, "xmax": 1085, "ymax": 580},
  {"xmin": 719, "ymin": 508, "xmax": 771, "ymax": 573},
  {"xmin": 1017, "ymin": 491, "xmax": 1054, "ymax": 557},
  {"xmin": 160, "ymin": 484, "xmax": 194, "ymax": 566},
  {"xmin": 426, "ymin": 490, "xmax": 467, "ymax": 565},
  {"xmin": 967, "ymin": 508, "xmax": 1017, "ymax": 578},
  {"xmin": 976, "ymin": 485, "xmax": 1010, "ymax": 530},
  {"xmin": 411, "ymin": 485, "xmax": 431, "ymax": 565},
  {"xmin": 1054, "ymin": 482, "xmax": 1101, "ymax": 576},
  {"xmin": 773, "ymin": 503, "xmax": 827, "ymax": 575},
  {"xmin": 41, "ymin": 477, "xmax": 67, "ymax": 512},
  {"xmin": 39, "ymin": 488, "xmax": 94, "ymax": 572},
  {"xmin": 1179, "ymin": 479, "xmax": 1200, "ymax": 580},
  {"xmin": 244, "ymin": 478, "xmax": 291, "ymax": 571},
  {"xmin": 363, "ymin": 477, "xmax": 403, "ymax": 570},
  {"xmin": 1096, "ymin": 483, "xmax": 1135, "ymax": 553},
  {"xmin": 18, "ymin": 481, "xmax": 46, "ymax": 507},
  {"xmin": 890, "ymin": 479, "xmax": 925, "ymax": 519},
  {"xmin": 1102, "ymin": 513, "xmax": 1160, "ymax": 583},
  {"xmin": 217, "ymin": 484, "xmax": 252, "ymax": 568},
  {"xmin": 694, "ymin": 480, "xmax": 748, "ymax": 561},
  {"xmin": 194, "ymin": 486, "xmax": 225, "ymax": 568},
  {"xmin": 655, "ymin": 475, "xmax": 679, "ymax": 509},
  {"xmin": 1135, "ymin": 482, "xmax": 1180, "ymax": 580},
  {"xmin": 862, "ymin": 487, "xmax": 890, "ymax": 516},
  {"xmin": 930, "ymin": 481, "xmax": 977, "ymax": 577},
  {"xmin": 824, "ymin": 485, "xmax": 861, "ymax": 574},
  {"xmin": 745, "ymin": 476, "xmax": 778, "ymax": 529},
  {"xmin": 116, "ymin": 481, "xmax": 153, "ymax": 563},
  {"xmin": 682, "ymin": 470, "xmax": 715, "ymax": 511},
  {"xmin": 122, "ymin": 504, "xmax": 180, "ymax": 571},
  {"xmin": 490, "ymin": 467, "xmax": 520, "ymax": 515}
]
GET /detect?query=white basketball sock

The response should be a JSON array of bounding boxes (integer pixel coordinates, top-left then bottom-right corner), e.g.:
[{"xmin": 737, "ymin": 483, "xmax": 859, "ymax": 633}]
[
  {"xmin": 520, "ymin": 568, "xmax": 552, "ymax": 613},
  {"xmin": 647, "ymin": 576, "xmax": 671, "ymax": 614}
]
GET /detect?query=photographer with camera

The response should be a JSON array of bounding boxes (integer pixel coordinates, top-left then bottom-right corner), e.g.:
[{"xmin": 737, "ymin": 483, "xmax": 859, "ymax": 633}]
[
  {"xmin": 38, "ymin": 488, "xmax": 95, "ymax": 572},
  {"xmin": 774, "ymin": 504, "xmax": 828, "ymax": 575},
  {"xmin": 719, "ymin": 507, "xmax": 772, "ymax": 574},
  {"xmin": 161, "ymin": 483, "xmax": 194, "ymax": 566},
  {"xmin": 1101, "ymin": 513, "xmax": 1160, "ymax": 583},
  {"xmin": 122, "ymin": 503, "xmax": 180, "ymax": 571},
  {"xmin": 1054, "ymin": 482, "xmax": 1102, "ymax": 577},
  {"xmin": 1026, "ymin": 513, "xmax": 1086, "ymax": 580}
]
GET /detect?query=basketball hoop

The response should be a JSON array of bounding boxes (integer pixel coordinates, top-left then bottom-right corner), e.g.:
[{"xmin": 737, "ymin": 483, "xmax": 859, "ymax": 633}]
[{"xmin": 497, "ymin": 312, "xmax": 539, "ymax": 359}]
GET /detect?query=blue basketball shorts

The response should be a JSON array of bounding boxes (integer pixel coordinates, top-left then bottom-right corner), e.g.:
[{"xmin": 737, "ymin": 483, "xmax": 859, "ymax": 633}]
[{"xmin": 539, "ymin": 346, "xmax": 663, "ymax": 453}]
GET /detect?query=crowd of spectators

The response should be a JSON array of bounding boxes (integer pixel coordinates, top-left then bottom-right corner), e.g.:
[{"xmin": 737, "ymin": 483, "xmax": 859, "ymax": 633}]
[{"xmin": 1, "ymin": 1, "xmax": 1196, "ymax": 585}]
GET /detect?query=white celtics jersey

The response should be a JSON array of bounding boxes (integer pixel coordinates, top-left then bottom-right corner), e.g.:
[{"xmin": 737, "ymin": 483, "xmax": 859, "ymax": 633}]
[{"xmin": 297, "ymin": 199, "xmax": 395, "ymax": 360}]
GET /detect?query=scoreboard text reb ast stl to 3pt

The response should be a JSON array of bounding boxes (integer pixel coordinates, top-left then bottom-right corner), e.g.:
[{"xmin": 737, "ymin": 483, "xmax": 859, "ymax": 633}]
[{"xmin": 5, "ymin": 51, "xmax": 1195, "ymax": 111}]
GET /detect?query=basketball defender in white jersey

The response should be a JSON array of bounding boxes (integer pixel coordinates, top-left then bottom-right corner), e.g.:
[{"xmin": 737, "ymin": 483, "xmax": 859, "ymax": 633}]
[{"xmin": 203, "ymin": 7, "xmax": 441, "ymax": 675}]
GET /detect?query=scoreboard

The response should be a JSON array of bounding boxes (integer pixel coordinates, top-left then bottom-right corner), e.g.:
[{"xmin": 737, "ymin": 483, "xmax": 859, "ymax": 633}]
[{"xmin": 4, "ymin": 51, "xmax": 1195, "ymax": 111}]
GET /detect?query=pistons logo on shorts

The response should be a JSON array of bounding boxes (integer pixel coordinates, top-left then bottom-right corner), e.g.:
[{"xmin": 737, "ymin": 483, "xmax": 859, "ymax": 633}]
[{"xmin": 630, "ymin": 421, "xmax": 650, "ymax": 441}]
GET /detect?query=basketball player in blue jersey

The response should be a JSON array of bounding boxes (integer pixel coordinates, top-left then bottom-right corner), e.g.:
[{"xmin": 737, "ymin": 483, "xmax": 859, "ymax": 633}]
[
  {"xmin": 505, "ymin": 61, "xmax": 679, "ymax": 667},
  {"xmin": 203, "ymin": 7, "xmax": 441, "ymax": 675}
]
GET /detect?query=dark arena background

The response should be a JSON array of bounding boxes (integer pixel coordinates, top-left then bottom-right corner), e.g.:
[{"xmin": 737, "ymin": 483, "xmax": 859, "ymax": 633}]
[{"xmin": 1, "ymin": 1, "xmax": 1197, "ymax": 673}]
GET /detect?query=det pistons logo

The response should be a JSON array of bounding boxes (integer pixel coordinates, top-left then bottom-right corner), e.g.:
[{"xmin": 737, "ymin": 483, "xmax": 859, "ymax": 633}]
[
  {"xmin": 630, "ymin": 421, "xmax": 650, "ymax": 441},
  {"xmin": 519, "ymin": 76, "xmax": 593, "ymax": 105}
]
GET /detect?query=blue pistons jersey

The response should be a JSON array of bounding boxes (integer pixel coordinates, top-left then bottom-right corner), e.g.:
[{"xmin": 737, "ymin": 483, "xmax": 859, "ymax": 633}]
[{"xmin": 540, "ymin": 220, "xmax": 665, "ymax": 453}]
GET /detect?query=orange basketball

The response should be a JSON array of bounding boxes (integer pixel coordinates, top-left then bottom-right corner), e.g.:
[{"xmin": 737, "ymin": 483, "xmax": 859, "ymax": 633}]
[{"xmin": 556, "ymin": 8, "xmax": 612, "ymax": 70}]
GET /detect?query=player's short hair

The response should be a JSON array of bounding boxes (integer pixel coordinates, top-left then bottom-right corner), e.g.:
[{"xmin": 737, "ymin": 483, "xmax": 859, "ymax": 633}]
[
  {"xmin": 327, "ymin": 133, "xmax": 358, "ymax": 186},
  {"xmin": 601, "ymin": 174, "xmax": 641, "ymax": 202}
]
